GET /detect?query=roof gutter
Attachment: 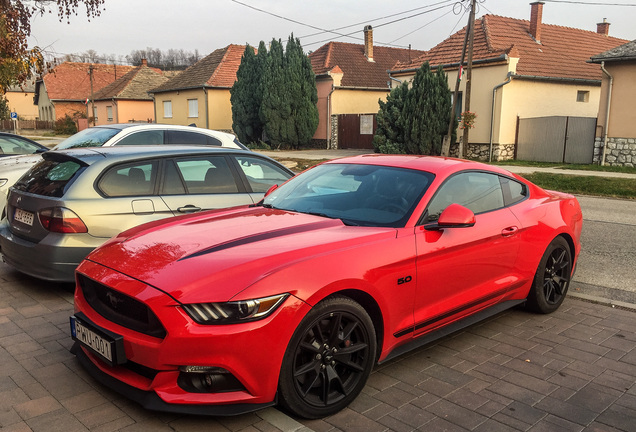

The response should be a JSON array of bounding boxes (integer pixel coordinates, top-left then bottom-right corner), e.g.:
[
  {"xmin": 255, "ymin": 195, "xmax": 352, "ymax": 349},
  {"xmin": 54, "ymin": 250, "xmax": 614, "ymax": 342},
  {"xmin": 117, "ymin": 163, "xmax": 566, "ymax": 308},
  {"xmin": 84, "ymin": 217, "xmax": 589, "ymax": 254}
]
[
  {"xmin": 599, "ymin": 61, "xmax": 613, "ymax": 166},
  {"xmin": 489, "ymin": 72, "xmax": 515, "ymax": 162},
  {"xmin": 388, "ymin": 54, "xmax": 508, "ymax": 75},
  {"xmin": 511, "ymin": 74, "xmax": 601, "ymax": 86},
  {"xmin": 333, "ymin": 85, "xmax": 393, "ymax": 91}
]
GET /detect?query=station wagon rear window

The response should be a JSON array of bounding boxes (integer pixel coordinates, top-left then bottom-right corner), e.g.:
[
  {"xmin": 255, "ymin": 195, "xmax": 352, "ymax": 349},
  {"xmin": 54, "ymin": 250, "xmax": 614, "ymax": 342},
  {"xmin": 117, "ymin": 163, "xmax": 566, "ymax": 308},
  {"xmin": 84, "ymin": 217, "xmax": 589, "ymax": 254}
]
[{"xmin": 13, "ymin": 159, "xmax": 84, "ymax": 197}]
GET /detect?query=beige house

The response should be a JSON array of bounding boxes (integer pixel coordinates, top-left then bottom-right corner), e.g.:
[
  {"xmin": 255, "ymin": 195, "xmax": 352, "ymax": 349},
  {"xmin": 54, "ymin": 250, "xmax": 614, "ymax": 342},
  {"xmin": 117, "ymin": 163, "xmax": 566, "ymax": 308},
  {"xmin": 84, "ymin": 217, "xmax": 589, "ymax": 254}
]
[
  {"xmin": 92, "ymin": 60, "xmax": 170, "ymax": 125},
  {"xmin": 5, "ymin": 79, "xmax": 39, "ymax": 120},
  {"xmin": 150, "ymin": 45, "xmax": 248, "ymax": 132},
  {"xmin": 389, "ymin": 2, "xmax": 627, "ymax": 161},
  {"xmin": 590, "ymin": 40, "xmax": 636, "ymax": 167},
  {"xmin": 310, "ymin": 27, "xmax": 425, "ymax": 149}
]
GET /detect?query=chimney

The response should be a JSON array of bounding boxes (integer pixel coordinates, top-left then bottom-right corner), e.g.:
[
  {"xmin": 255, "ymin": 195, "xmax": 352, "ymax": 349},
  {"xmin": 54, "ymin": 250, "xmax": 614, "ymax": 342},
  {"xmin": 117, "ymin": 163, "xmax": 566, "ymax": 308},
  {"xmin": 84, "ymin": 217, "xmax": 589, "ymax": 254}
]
[
  {"xmin": 364, "ymin": 25, "xmax": 374, "ymax": 62},
  {"xmin": 597, "ymin": 18, "xmax": 610, "ymax": 36},
  {"xmin": 529, "ymin": 1, "xmax": 544, "ymax": 43},
  {"xmin": 141, "ymin": 59, "xmax": 148, "ymax": 66}
]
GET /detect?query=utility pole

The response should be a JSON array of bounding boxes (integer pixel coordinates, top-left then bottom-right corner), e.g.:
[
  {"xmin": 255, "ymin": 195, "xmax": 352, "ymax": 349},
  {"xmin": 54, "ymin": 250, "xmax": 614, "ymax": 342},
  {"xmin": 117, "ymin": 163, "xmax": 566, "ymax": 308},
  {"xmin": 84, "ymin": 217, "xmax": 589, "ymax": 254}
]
[
  {"xmin": 460, "ymin": 0, "xmax": 477, "ymax": 158},
  {"xmin": 441, "ymin": 0, "xmax": 475, "ymax": 157},
  {"xmin": 89, "ymin": 64, "xmax": 95, "ymax": 126}
]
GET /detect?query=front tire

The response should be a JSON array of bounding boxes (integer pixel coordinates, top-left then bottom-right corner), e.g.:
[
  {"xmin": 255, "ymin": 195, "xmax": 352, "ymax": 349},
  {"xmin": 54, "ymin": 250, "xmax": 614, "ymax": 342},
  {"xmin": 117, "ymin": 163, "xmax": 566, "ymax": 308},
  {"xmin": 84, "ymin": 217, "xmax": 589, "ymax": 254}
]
[
  {"xmin": 278, "ymin": 296, "xmax": 377, "ymax": 419},
  {"xmin": 526, "ymin": 236, "xmax": 572, "ymax": 314}
]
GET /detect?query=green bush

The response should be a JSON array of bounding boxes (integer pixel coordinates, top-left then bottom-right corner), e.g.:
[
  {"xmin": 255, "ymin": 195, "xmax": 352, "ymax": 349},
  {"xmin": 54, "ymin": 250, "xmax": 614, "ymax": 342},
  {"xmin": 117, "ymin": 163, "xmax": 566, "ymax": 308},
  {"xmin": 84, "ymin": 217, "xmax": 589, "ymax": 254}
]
[{"xmin": 54, "ymin": 115, "xmax": 77, "ymax": 135}]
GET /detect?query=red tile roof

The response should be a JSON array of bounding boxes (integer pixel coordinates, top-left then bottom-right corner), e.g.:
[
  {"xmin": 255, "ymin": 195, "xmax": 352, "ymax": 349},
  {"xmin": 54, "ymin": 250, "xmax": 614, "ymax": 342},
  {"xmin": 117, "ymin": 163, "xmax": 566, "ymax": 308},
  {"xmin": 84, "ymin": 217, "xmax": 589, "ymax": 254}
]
[
  {"xmin": 151, "ymin": 45, "xmax": 251, "ymax": 92},
  {"xmin": 93, "ymin": 64, "xmax": 169, "ymax": 101},
  {"xmin": 310, "ymin": 42, "xmax": 426, "ymax": 88},
  {"xmin": 393, "ymin": 15, "xmax": 627, "ymax": 81},
  {"xmin": 42, "ymin": 62, "xmax": 135, "ymax": 101}
]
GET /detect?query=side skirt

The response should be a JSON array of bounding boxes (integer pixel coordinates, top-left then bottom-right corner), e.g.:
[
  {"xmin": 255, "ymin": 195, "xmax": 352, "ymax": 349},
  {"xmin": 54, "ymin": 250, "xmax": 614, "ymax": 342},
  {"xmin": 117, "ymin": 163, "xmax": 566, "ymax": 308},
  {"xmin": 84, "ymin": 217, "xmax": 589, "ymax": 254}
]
[{"xmin": 379, "ymin": 299, "xmax": 525, "ymax": 364}]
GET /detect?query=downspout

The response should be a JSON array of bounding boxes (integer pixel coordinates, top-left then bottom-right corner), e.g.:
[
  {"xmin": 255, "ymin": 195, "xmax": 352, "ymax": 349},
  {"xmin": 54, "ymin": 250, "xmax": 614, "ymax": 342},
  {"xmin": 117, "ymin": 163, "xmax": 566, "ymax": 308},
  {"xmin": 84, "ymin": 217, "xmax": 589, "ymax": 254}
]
[
  {"xmin": 600, "ymin": 61, "xmax": 613, "ymax": 166},
  {"xmin": 489, "ymin": 72, "xmax": 514, "ymax": 162},
  {"xmin": 203, "ymin": 87, "xmax": 209, "ymax": 129},
  {"xmin": 327, "ymin": 86, "xmax": 335, "ymax": 148}
]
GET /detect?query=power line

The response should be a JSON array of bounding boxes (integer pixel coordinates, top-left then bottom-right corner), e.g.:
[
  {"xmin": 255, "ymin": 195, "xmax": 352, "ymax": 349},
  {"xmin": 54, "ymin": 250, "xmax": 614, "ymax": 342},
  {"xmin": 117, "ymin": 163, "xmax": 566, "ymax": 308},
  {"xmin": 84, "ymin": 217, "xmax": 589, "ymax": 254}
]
[{"xmin": 543, "ymin": 0, "xmax": 636, "ymax": 5}]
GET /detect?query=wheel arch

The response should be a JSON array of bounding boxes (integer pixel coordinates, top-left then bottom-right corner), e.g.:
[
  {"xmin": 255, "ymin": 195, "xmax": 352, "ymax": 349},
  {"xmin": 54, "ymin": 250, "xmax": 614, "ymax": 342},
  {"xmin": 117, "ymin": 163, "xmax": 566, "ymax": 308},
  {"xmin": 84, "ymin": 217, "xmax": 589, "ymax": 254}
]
[{"xmin": 556, "ymin": 232, "xmax": 577, "ymax": 270}]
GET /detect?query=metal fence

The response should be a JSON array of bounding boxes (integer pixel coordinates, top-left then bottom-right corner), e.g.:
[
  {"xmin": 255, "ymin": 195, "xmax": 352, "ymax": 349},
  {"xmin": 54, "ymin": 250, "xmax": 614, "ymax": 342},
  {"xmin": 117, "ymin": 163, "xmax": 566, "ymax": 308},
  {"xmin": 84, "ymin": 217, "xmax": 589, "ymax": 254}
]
[{"xmin": 0, "ymin": 120, "xmax": 54, "ymax": 131}]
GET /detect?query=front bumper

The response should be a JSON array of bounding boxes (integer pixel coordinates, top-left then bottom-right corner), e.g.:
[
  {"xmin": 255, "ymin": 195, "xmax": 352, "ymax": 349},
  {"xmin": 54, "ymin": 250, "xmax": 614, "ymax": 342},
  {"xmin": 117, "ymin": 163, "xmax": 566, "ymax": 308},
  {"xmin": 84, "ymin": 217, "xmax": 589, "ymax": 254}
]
[{"xmin": 72, "ymin": 260, "xmax": 309, "ymax": 414}]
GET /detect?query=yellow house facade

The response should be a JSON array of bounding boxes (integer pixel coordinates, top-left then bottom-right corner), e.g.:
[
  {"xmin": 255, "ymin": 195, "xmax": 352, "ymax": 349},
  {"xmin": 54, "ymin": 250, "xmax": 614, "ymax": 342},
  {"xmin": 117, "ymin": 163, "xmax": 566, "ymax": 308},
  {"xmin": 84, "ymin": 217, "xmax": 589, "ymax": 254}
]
[
  {"xmin": 151, "ymin": 45, "xmax": 246, "ymax": 133},
  {"xmin": 5, "ymin": 81, "xmax": 39, "ymax": 120},
  {"xmin": 389, "ymin": 2, "xmax": 626, "ymax": 161}
]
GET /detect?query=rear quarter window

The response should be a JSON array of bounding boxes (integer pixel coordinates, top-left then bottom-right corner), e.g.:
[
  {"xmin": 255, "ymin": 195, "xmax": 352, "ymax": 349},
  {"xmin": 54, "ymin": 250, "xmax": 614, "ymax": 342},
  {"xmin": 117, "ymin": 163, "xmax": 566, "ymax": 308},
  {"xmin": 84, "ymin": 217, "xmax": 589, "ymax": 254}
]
[{"xmin": 13, "ymin": 160, "xmax": 84, "ymax": 197}]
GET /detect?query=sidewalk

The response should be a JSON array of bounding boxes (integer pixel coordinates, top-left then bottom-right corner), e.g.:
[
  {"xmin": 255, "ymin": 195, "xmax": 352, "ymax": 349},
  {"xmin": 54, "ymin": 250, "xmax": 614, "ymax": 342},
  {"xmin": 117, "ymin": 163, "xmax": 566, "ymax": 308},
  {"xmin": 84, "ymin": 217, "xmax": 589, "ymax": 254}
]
[{"xmin": 257, "ymin": 149, "xmax": 636, "ymax": 179}]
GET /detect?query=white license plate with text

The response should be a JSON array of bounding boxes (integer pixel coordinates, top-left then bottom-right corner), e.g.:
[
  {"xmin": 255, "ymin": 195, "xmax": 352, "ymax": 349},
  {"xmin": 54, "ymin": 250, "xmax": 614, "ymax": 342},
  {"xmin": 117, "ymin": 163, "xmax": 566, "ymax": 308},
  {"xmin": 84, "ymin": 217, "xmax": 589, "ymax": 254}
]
[
  {"xmin": 14, "ymin": 208, "xmax": 34, "ymax": 226},
  {"xmin": 71, "ymin": 317, "xmax": 114, "ymax": 363}
]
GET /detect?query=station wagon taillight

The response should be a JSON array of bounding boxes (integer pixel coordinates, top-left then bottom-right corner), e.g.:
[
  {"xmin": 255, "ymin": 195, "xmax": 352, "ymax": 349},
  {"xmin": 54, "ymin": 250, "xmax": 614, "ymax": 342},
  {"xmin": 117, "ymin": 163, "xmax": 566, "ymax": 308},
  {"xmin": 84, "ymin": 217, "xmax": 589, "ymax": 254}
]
[{"xmin": 39, "ymin": 207, "xmax": 88, "ymax": 233}]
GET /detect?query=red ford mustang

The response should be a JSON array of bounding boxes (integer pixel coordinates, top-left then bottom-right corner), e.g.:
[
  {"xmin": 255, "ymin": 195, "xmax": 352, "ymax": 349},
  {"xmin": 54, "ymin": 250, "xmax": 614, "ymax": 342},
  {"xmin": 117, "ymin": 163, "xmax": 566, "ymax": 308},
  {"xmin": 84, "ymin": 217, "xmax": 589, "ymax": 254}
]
[{"xmin": 70, "ymin": 155, "xmax": 582, "ymax": 418}]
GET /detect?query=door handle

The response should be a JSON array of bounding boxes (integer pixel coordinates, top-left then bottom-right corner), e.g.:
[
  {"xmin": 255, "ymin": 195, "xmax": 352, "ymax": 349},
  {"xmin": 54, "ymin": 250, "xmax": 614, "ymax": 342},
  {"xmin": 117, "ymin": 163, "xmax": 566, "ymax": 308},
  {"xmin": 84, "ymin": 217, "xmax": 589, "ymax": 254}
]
[
  {"xmin": 501, "ymin": 226, "xmax": 518, "ymax": 237},
  {"xmin": 177, "ymin": 205, "xmax": 201, "ymax": 213}
]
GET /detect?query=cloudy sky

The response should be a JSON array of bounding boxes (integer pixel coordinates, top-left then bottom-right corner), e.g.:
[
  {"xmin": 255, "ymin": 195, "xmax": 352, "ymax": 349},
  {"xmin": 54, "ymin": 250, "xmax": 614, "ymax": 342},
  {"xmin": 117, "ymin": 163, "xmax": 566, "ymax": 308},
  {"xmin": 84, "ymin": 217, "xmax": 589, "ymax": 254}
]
[{"xmin": 28, "ymin": 0, "xmax": 634, "ymax": 63}]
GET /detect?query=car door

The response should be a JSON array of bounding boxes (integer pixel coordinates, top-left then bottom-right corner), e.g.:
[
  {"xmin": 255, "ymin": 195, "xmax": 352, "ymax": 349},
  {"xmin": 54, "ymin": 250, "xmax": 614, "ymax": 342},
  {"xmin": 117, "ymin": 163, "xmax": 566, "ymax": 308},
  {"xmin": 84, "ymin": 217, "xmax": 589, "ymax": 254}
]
[
  {"xmin": 87, "ymin": 159, "xmax": 174, "ymax": 238},
  {"xmin": 159, "ymin": 155, "xmax": 254, "ymax": 214},
  {"xmin": 413, "ymin": 171, "xmax": 523, "ymax": 337}
]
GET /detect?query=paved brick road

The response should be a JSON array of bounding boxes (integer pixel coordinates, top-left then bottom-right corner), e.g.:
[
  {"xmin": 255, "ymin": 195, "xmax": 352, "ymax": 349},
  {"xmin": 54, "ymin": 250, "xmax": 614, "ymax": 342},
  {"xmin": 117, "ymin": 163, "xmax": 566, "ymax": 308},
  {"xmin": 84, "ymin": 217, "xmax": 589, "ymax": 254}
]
[{"xmin": 0, "ymin": 263, "xmax": 634, "ymax": 432}]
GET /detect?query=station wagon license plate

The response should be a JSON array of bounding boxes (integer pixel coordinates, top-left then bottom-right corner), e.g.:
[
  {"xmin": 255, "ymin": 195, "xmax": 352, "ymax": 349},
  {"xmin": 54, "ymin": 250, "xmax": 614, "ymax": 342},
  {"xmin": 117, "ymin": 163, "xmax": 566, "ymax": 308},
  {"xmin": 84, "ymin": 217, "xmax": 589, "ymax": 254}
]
[
  {"xmin": 14, "ymin": 208, "xmax": 34, "ymax": 226},
  {"xmin": 70, "ymin": 315, "xmax": 125, "ymax": 365}
]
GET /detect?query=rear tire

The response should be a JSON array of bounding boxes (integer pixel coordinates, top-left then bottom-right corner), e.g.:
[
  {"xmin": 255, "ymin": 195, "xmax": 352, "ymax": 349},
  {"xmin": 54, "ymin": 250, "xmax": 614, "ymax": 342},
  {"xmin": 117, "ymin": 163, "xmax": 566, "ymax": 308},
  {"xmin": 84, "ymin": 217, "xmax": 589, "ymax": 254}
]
[
  {"xmin": 526, "ymin": 236, "xmax": 572, "ymax": 314},
  {"xmin": 278, "ymin": 296, "xmax": 376, "ymax": 419}
]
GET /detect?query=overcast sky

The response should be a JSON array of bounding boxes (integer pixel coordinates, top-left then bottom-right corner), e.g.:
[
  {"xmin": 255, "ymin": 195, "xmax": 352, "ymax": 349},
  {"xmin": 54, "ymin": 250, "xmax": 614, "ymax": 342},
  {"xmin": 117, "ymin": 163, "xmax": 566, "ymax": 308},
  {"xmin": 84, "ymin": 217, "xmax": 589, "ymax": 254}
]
[{"xmin": 27, "ymin": 0, "xmax": 634, "ymax": 64}]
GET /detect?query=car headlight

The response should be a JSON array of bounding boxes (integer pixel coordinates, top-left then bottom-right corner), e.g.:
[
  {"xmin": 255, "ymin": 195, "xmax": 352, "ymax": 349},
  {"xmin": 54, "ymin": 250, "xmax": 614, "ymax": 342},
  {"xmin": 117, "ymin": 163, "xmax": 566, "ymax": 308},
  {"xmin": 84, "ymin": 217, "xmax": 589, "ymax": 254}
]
[{"xmin": 182, "ymin": 293, "xmax": 289, "ymax": 325}]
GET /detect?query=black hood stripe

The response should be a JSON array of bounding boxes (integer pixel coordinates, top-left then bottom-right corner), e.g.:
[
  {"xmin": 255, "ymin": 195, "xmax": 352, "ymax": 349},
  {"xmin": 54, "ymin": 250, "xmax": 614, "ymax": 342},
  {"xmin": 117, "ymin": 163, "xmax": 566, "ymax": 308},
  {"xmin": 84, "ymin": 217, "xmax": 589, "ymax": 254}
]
[{"xmin": 178, "ymin": 219, "xmax": 339, "ymax": 261}]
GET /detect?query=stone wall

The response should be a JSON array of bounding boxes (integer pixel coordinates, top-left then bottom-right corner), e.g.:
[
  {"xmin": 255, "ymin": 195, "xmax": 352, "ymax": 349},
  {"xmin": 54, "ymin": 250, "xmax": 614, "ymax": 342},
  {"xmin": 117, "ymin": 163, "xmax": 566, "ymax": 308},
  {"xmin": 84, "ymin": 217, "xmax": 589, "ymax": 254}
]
[
  {"xmin": 329, "ymin": 115, "xmax": 338, "ymax": 149},
  {"xmin": 449, "ymin": 143, "xmax": 516, "ymax": 161},
  {"xmin": 593, "ymin": 137, "xmax": 636, "ymax": 167}
]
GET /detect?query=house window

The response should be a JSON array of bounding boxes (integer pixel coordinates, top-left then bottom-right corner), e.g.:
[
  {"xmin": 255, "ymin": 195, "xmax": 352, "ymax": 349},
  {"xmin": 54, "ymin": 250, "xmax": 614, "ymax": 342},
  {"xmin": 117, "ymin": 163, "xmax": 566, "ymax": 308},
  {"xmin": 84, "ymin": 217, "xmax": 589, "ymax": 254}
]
[
  {"xmin": 576, "ymin": 91, "xmax": 590, "ymax": 103},
  {"xmin": 188, "ymin": 99, "xmax": 198, "ymax": 118},
  {"xmin": 107, "ymin": 106, "xmax": 113, "ymax": 122},
  {"xmin": 163, "ymin": 101, "xmax": 173, "ymax": 118}
]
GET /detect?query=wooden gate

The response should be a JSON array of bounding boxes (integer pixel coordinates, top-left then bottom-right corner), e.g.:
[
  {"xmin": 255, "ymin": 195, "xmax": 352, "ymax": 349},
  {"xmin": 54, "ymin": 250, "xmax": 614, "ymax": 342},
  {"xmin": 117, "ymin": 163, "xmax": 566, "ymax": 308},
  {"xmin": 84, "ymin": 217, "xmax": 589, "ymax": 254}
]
[
  {"xmin": 337, "ymin": 114, "xmax": 377, "ymax": 149},
  {"xmin": 516, "ymin": 116, "xmax": 596, "ymax": 164}
]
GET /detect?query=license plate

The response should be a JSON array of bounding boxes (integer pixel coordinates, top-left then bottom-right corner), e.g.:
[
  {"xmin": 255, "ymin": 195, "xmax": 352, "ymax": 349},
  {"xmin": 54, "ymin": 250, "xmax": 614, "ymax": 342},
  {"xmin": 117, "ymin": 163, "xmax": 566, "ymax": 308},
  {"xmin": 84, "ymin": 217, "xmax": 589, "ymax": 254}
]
[
  {"xmin": 14, "ymin": 208, "xmax": 34, "ymax": 226},
  {"xmin": 70, "ymin": 315, "xmax": 125, "ymax": 365}
]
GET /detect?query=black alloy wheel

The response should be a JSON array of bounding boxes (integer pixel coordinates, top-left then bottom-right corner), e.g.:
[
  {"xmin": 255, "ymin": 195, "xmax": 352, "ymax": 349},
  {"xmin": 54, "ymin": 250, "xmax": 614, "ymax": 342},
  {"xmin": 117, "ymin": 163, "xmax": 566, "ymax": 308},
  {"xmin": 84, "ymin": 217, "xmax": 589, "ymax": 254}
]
[
  {"xmin": 527, "ymin": 236, "xmax": 572, "ymax": 314},
  {"xmin": 278, "ymin": 296, "xmax": 376, "ymax": 419}
]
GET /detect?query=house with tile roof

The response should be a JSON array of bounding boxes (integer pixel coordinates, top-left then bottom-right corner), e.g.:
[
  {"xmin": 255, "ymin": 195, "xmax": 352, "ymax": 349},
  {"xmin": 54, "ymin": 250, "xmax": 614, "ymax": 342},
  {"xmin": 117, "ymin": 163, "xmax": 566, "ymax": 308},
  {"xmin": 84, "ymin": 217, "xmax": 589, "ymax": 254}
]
[
  {"xmin": 92, "ymin": 60, "xmax": 171, "ymax": 125},
  {"xmin": 389, "ymin": 2, "xmax": 627, "ymax": 161},
  {"xmin": 35, "ymin": 62, "xmax": 135, "ymax": 123},
  {"xmin": 150, "ymin": 45, "xmax": 248, "ymax": 132},
  {"xmin": 589, "ymin": 40, "xmax": 636, "ymax": 167},
  {"xmin": 310, "ymin": 26, "xmax": 426, "ymax": 149}
]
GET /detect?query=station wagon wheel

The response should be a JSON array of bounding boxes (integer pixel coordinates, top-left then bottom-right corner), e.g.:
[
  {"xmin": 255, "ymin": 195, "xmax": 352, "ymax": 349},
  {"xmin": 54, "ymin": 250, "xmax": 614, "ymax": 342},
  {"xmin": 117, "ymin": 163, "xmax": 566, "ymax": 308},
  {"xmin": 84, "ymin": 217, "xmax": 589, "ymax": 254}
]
[
  {"xmin": 278, "ymin": 296, "xmax": 376, "ymax": 419},
  {"xmin": 526, "ymin": 236, "xmax": 572, "ymax": 314}
]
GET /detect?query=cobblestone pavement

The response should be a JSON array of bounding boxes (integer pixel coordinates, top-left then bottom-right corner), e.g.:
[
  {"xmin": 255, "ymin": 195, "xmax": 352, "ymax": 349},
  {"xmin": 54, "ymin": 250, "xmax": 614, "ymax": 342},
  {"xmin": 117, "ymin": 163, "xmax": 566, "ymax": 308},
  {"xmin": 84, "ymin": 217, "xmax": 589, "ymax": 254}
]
[{"xmin": 0, "ymin": 263, "xmax": 634, "ymax": 432}]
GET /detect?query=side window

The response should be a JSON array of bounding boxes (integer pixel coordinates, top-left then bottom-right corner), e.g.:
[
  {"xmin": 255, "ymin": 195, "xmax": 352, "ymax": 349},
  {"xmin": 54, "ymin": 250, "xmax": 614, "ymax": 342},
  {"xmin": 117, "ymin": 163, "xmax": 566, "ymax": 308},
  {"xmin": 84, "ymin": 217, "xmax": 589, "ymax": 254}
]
[
  {"xmin": 425, "ymin": 172, "xmax": 504, "ymax": 222},
  {"xmin": 500, "ymin": 177, "xmax": 527, "ymax": 206},
  {"xmin": 174, "ymin": 156, "xmax": 239, "ymax": 194},
  {"xmin": 115, "ymin": 130, "xmax": 164, "ymax": 146},
  {"xmin": 98, "ymin": 161, "xmax": 157, "ymax": 197},
  {"xmin": 233, "ymin": 156, "xmax": 292, "ymax": 192},
  {"xmin": 165, "ymin": 130, "xmax": 221, "ymax": 146},
  {"xmin": 161, "ymin": 160, "xmax": 186, "ymax": 195}
]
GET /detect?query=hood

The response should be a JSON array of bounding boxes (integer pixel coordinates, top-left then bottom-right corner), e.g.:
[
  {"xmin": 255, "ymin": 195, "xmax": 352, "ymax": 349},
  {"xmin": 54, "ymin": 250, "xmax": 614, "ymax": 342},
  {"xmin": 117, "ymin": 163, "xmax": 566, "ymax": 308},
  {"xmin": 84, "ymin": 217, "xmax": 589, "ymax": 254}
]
[
  {"xmin": 87, "ymin": 207, "xmax": 396, "ymax": 303},
  {"xmin": 0, "ymin": 154, "xmax": 43, "ymax": 169}
]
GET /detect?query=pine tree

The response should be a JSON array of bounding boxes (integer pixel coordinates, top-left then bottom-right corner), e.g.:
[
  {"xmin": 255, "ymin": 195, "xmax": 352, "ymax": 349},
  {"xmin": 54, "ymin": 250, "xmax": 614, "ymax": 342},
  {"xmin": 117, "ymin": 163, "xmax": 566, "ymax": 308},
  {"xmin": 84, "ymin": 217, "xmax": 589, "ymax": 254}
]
[
  {"xmin": 230, "ymin": 45, "xmax": 262, "ymax": 144},
  {"xmin": 373, "ymin": 83, "xmax": 409, "ymax": 153},
  {"xmin": 375, "ymin": 62, "xmax": 452, "ymax": 155},
  {"xmin": 260, "ymin": 38, "xmax": 288, "ymax": 148}
]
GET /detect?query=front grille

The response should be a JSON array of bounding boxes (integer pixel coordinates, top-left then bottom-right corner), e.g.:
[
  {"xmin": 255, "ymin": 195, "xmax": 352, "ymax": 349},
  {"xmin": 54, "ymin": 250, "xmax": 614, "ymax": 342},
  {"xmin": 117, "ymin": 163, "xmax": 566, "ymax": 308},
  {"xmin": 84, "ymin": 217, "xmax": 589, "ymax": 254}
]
[{"xmin": 78, "ymin": 273, "xmax": 166, "ymax": 339}]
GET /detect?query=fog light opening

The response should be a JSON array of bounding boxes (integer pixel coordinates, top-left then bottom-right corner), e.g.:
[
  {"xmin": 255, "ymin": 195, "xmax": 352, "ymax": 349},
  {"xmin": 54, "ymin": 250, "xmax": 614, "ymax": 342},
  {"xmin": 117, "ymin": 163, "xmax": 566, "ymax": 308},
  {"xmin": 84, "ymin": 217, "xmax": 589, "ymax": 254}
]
[{"xmin": 177, "ymin": 366, "xmax": 246, "ymax": 393}]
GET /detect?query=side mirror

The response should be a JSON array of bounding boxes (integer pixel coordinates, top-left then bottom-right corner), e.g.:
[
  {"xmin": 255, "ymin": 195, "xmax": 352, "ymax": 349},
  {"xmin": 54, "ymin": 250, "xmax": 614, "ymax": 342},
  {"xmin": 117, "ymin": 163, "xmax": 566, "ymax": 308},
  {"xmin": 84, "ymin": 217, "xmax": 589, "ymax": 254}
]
[{"xmin": 427, "ymin": 203, "xmax": 475, "ymax": 230}]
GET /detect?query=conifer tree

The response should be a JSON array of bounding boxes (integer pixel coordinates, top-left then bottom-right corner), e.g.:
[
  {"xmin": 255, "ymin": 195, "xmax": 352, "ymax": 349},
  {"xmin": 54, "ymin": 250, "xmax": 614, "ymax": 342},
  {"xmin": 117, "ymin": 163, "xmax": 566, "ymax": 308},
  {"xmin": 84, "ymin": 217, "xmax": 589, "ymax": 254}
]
[
  {"xmin": 373, "ymin": 83, "xmax": 409, "ymax": 153},
  {"xmin": 230, "ymin": 44, "xmax": 262, "ymax": 144},
  {"xmin": 260, "ymin": 38, "xmax": 288, "ymax": 148}
]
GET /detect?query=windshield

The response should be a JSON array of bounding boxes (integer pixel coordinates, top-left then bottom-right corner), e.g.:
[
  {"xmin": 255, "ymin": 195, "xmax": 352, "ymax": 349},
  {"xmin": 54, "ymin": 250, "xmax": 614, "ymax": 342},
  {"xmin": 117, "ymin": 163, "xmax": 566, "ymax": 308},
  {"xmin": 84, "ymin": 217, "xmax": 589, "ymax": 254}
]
[
  {"xmin": 263, "ymin": 163, "xmax": 434, "ymax": 227},
  {"xmin": 53, "ymin": 127, "xmax": 120, "ymax": 150}
]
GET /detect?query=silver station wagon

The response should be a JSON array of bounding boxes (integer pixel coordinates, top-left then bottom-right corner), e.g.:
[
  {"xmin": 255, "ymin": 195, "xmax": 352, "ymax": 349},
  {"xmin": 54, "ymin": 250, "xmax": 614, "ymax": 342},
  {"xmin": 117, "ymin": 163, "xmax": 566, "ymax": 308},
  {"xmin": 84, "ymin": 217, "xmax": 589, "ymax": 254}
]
[{"xmin": 0, "ymin": 146, "xmax": 293, "ymax": 282}]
